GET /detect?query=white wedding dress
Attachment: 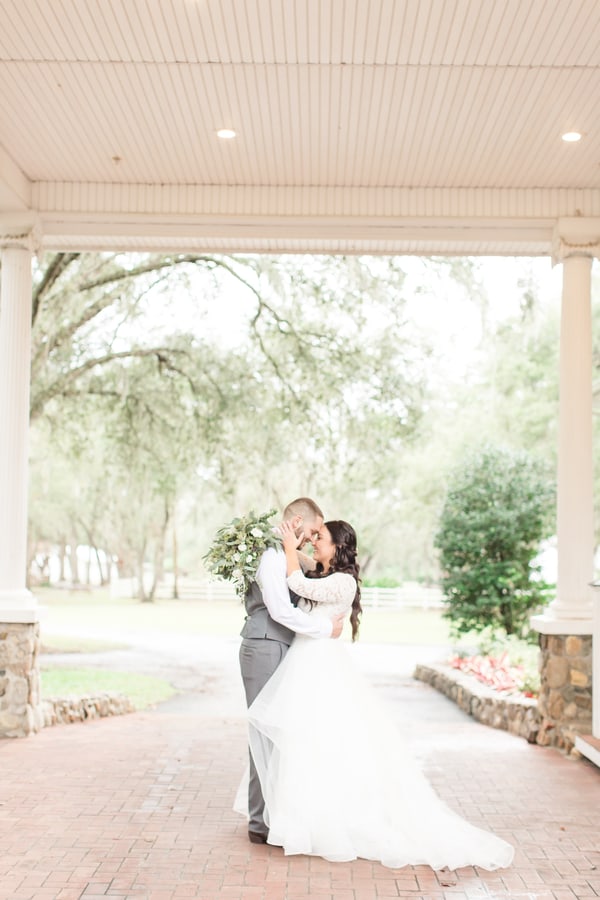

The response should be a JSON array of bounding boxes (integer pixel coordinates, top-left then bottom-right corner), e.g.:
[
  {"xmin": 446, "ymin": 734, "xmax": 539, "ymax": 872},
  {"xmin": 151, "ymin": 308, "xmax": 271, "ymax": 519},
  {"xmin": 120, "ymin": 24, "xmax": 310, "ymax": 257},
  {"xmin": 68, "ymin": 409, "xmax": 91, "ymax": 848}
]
[{"xmin": 238, "ymin": 568, "xmax": 514, "ymax": 871}]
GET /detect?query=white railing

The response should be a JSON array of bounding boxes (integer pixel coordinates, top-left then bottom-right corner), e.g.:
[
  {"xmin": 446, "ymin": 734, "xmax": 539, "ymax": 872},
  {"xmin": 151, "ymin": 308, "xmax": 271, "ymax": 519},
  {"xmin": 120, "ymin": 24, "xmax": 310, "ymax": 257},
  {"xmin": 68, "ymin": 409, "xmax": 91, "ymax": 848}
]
[
  {"xmin": 116, "ymin": 576, "xmax": 444, "ymax": 609},
  {"xmin": 360, "ymin": 586, "xmax": 444, "ymax": 609}
]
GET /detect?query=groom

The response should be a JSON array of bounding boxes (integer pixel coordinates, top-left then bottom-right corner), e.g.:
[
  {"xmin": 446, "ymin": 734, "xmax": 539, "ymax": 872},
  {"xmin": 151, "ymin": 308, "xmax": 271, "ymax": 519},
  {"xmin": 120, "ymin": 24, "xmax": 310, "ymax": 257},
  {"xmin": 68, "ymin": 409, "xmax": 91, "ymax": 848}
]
[{"xmin": 239, "ymin": 496, "xmax": 344, "ymax": 844}]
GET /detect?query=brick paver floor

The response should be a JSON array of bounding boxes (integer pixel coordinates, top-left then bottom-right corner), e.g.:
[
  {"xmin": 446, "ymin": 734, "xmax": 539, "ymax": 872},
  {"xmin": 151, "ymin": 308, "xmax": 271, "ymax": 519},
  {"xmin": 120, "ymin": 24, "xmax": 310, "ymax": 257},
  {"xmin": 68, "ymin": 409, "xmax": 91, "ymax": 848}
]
[{"xmin": 1, "ymin": 647, "xmax": 599, "ymax": 900}]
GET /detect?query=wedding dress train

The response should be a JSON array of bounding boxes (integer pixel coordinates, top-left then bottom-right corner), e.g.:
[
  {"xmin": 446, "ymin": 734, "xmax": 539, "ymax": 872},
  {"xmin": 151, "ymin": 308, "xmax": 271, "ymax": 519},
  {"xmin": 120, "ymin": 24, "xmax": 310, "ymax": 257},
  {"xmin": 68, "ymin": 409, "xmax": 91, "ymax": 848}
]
[{"xmin": 238, "ymin": 569, "xmax": 514, "ymax": 871}]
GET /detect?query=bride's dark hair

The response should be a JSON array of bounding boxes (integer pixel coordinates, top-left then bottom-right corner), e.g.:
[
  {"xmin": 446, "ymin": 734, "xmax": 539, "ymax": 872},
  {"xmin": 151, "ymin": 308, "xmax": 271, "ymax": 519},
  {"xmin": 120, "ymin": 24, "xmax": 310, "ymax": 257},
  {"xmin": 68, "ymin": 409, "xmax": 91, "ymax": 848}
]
[{"xmin": 308, "ymin": 520, "xmax": 362, "ymax": 641}]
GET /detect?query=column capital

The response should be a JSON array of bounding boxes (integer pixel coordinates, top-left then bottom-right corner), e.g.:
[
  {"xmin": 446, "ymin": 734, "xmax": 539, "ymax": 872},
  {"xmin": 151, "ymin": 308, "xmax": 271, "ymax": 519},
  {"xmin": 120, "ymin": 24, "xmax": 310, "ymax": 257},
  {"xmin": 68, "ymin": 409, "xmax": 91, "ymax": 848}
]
[
  {"xmin": 552, "ymin": 216, "xmax": 600, "ymax": 265},
  {"xmin": 0, "ymin": 214, "xmax": 42, "ymax": 255}
]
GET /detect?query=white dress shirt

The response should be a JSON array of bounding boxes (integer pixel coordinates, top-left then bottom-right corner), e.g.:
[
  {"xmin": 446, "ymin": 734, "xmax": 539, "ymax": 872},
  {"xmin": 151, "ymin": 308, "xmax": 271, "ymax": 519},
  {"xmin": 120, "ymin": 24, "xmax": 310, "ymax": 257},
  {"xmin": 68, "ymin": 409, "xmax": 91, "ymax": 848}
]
[{"xmin": 256, "ymin": 547, "xmax": 333, "ymax": 639}]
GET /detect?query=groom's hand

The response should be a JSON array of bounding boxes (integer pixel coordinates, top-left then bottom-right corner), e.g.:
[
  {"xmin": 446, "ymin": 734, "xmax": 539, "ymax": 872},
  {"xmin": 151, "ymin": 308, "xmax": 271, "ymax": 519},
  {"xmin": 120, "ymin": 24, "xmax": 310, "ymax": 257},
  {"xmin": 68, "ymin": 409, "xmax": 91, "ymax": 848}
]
[{"xmin": 330, "ymin": 614, "xmax": 344, "ymax": 639}]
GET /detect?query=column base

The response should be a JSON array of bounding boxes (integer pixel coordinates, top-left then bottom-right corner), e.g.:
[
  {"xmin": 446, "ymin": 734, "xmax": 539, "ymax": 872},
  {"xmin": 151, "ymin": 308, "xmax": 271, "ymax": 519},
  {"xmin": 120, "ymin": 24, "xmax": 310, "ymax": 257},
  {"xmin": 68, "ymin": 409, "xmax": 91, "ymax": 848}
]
[
  {"xmin": 530, "ymin": 613, "xmax": 593, "ymax": 635},
  {"xmin": 0, "ymin": 621, "xmax": 44, "ymax": 737},
  {"xmin": 0, "ymin": 588, "xmax": 40, "ymax": 623},
  {"xmin": 536, "ymin": 633, "xmax": 593, "ymax": 754}
]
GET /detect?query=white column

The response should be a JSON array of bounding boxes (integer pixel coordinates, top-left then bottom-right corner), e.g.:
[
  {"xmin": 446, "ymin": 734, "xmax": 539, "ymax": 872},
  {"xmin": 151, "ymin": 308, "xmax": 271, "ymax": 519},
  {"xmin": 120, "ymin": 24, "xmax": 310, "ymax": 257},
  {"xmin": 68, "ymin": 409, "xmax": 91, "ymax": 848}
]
[
  {"xmin": 595, "ymin": 592, "xmax": 600, "ymax": 737},
  {"xmin": 0, "ymin": 241, "xmax": 38, "ymax": 622},
  {"xmin": 553, "ymin": 253, "xmax": 593, "ymax": 620},
  {"xmin": 531, "ymin": 219, "xmax": 600, "ymax": 636}
]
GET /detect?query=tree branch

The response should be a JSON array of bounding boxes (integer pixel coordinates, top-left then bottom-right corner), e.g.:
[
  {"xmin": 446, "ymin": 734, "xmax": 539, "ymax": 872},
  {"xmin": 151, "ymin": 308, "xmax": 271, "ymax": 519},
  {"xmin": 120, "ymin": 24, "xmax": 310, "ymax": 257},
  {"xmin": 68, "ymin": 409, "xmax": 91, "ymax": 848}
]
[
  {"xmin": 32, "ymin": 291, "xmax": 119, "ymax": 377},
  {"xmin": 30, "ymin": 347, "xmax": 187, "ymax": 420},
  {"xmin": 32, "ymin": 252, "xmax": 80, "ymax": 325},
  {"xmin": 77, "ymin": 254, "xmax": 223, "ymax": 293}
]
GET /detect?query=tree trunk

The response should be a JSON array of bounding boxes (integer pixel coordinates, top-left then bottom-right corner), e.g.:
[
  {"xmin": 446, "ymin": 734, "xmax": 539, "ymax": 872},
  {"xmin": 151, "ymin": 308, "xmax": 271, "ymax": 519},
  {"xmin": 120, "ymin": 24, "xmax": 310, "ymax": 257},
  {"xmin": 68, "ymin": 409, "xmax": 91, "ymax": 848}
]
[
  {"xmin": 58, "ymin": 539, "xmax": 67, "ymax": 581},
  {"xmin": 500, "ymin": 600, "xmax": 514, "ymax": 635},
  {"xmin": 172, "ymin": 523, "xmax": 179, "ymax": 600},
  {"xmin": 360, "ymin": 553, "xmax": 373, "ymax": 575},
  {"xmin": 69, "ymin": 536, "xmax": 80, "ymax": 584},
  {"xmin": 137, "ymin": 561, "xmax": 149, "ymax": 601},
  {"xmin": 98, "ymin": 547, "xmax": 111, "ymax": 585},
  {"xmin": 136, "ymin": 543, "xmax": 151, "ymax": 602},
  {"xmin": 148, "ymin": 501, "xmax": 171, "ymax": 602},
  {"xmin": 147, "ymin": 564, "xmax": 157, "ymax": 602},
  {"xmin": 85, "ymin": 544, "xmax": 93, "ymax": 585},
  {"xmin": 116, "ymin": 549, "xmax": 134, "ymax": 579}
]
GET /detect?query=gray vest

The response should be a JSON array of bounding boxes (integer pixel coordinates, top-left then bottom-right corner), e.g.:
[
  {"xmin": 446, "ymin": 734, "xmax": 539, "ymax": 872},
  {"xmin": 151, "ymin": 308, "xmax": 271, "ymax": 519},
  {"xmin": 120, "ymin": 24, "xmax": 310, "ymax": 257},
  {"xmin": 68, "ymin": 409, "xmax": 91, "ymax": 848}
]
[{"xmin": 240, "ymin": 580, "xmax": 295, "ymax": 645}]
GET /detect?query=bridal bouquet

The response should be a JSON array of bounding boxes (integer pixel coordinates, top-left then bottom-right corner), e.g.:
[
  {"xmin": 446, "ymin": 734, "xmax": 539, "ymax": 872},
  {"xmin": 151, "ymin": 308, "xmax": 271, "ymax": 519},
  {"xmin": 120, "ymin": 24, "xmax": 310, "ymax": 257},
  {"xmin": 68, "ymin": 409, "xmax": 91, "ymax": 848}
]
[{"xmin": 203, "ymin": 509, "xmax": 281, "ymax": 598}]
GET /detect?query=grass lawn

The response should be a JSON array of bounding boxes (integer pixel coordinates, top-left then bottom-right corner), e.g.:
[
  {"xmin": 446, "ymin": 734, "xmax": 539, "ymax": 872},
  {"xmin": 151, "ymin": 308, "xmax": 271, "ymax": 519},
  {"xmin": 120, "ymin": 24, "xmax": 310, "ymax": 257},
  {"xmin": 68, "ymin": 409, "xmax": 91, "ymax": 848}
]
[
  {"xmin": 36, "ymin": 588, "xmax": 479, "ymax": 707},
  {"xmin": 36, "ymin": 586, "xmax": 471, "ymax": 648},
  {"xmin": 40, "ymin": 667, "xmax": 176, "ymax": 709},
  {"xmin": 41, "ymin": 633, "xmax": 130, "ymax": 653}
]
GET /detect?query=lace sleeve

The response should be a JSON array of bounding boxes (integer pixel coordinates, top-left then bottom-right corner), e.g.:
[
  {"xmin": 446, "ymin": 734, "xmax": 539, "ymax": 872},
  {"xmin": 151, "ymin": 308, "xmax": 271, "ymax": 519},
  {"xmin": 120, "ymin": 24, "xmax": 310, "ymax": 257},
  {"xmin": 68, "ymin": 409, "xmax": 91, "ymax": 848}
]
[{"xmin": 287, "ymin": 569, "xmax": 356, "ymax": 608}]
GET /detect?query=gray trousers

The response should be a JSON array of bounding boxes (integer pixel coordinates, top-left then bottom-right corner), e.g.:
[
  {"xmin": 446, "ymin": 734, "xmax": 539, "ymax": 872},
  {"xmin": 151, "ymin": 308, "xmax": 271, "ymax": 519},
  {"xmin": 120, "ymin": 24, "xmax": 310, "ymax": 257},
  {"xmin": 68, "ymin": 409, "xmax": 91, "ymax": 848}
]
[{"xmin": 239, "ymin": 637, "xmax": 290, "ymax": 835}]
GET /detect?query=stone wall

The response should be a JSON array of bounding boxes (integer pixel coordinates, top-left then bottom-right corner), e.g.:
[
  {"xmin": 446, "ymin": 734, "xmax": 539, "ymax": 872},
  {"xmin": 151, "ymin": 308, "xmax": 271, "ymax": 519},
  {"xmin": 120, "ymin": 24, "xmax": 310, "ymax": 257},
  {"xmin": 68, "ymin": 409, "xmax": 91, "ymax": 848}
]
[
  {"xmin": 0, "ymin": 622, "xmax": 44, "ymax": 737},
  {"xmin": 42, "ymin": 693, "xmax": 134, "ymax": 726},
  {"xmin": 1, "ymin": 622, "xmax": 135, "ymax": 737},
  {"xmin": 416, "ymin": 634, "xmax": 594, "ymax": 756},
  {"xmin": 414, "ymin": 663, "xmax": 541, "ymax": 743},
  {"xmin": 536, "ymin": 634, "xmax": 593, "ymax": 753}
]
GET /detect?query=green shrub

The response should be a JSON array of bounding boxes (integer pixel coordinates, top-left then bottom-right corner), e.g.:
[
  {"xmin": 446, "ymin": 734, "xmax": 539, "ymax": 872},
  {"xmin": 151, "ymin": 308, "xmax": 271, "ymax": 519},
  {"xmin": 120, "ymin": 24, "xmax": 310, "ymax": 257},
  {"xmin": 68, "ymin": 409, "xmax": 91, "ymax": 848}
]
[
  {"xmin": 434, "ymin": 446, "xmax": 554, "ymax": 637},
  {"xmin": 362, "ymin": 576, "xmax": 402, "ymax": 588}
]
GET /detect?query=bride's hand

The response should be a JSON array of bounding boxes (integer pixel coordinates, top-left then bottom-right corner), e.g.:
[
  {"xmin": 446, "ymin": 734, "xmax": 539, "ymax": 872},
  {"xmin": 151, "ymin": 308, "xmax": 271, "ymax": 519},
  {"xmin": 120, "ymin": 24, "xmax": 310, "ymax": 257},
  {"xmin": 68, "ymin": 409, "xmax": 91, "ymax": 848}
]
[{"xmin": 279, "ymin": 520, "xmax": 303, "ymax": 551}]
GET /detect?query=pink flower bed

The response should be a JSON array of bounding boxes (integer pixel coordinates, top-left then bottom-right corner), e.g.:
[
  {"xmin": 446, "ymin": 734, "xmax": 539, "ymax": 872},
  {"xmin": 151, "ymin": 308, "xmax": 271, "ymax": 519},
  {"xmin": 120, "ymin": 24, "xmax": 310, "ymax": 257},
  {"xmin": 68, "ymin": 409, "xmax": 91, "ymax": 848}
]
[{"xmin": 448, "ymin": 651, "xmax": 535, "ymax": 697}]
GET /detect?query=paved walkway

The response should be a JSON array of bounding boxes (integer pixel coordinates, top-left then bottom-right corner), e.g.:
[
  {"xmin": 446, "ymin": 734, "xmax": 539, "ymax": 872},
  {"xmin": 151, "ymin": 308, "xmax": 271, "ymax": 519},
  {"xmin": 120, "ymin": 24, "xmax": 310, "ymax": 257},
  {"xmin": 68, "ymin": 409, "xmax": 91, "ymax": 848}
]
[{"xmin": 1, "ymin": 637, "xmax": 599, "ymax": 900}]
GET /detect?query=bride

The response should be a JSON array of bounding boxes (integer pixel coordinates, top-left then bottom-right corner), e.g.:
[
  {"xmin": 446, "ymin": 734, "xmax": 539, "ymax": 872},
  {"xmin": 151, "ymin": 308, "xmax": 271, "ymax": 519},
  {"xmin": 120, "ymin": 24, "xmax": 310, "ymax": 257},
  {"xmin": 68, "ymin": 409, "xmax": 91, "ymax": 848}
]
[{"xmin": 242, "ymin": 518, "xmax": 515, "ymax": 871}]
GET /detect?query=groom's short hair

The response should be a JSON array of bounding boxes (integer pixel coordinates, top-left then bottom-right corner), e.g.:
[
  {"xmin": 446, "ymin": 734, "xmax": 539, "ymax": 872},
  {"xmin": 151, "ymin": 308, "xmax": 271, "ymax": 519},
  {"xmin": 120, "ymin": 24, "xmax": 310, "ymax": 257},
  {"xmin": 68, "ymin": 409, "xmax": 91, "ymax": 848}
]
[{"xmin": 283, "ymin": 497, "xmax": 323, "ymax": 523}]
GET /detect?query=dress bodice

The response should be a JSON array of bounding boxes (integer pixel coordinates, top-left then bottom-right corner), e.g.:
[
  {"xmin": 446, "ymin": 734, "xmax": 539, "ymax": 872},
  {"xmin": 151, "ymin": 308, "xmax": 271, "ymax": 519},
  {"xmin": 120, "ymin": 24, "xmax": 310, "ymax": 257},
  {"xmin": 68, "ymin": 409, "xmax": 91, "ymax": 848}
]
[{"xmin": 286, "ymin": 569, "xmax": 356, "ymax": 620}]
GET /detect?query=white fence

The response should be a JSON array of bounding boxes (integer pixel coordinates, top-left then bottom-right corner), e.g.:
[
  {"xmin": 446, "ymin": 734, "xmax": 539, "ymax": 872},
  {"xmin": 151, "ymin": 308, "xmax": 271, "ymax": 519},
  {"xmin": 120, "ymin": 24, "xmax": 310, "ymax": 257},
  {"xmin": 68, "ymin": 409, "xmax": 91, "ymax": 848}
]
[
  {"xmin": 114, "ymin": 576, "xmax": 444, "ymax": 609},
  {"xmin": 360, "ymin": 586, "xmax": 443, "ymax": 609}
]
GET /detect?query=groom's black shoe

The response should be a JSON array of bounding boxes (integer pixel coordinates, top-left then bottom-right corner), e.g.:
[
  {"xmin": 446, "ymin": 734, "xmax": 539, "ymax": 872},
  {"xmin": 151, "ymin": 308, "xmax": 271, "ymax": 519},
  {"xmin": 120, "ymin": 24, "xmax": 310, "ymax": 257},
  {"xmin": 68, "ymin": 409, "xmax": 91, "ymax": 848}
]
[{"xmin": 248, "ymin": 830, "xmax": 269, "ymax": 844}]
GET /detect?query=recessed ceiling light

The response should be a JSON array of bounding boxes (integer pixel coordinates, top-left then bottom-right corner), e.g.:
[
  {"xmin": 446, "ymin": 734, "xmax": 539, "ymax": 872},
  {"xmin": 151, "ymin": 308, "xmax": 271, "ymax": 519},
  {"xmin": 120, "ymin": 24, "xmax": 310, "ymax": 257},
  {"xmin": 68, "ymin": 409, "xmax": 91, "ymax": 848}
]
[
  {"xmin": 217, "ymin": 128, "xmax": 236, "ymax": 139},
  {"xmin": 561, "ymin": 131, "xmax": 582, "ymax": 142}
]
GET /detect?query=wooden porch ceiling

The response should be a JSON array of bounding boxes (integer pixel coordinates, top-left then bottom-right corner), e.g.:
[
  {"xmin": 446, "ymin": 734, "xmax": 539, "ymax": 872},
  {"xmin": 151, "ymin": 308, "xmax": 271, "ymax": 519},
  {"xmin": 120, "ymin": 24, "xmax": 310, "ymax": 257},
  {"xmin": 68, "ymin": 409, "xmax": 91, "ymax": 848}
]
[{"xmin": 1, "ymin": 0, "xmax": 599, "ymax": 254}]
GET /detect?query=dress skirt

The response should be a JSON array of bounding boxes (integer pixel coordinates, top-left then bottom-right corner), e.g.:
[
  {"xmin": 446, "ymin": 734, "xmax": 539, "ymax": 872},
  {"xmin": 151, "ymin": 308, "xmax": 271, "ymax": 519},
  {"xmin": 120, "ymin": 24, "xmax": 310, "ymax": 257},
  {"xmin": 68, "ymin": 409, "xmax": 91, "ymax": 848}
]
[{"xmin": 237, "ymin": 634, "xmax": 514, "ymax": 871}]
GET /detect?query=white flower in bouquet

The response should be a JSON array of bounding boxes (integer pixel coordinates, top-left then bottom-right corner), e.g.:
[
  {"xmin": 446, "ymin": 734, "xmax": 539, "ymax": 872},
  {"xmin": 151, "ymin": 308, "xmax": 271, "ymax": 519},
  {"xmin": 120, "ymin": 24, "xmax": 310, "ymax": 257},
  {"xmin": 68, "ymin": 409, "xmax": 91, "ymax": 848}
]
[{"xmin": 203, "ymin": 509, "xmax": 281, "ymax": 598}]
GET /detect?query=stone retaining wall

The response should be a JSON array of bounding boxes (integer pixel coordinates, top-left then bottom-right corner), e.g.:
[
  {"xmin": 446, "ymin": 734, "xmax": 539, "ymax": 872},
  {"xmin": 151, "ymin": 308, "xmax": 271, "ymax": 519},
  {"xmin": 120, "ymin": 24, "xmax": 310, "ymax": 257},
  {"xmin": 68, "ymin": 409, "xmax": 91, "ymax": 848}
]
[
  {"xmin": 414, "ymin": 663, "xmax": 542, "ymax": 744},
  {"xmin": 1, "ymin": 622, "xmax": 135, "ymax": 735},
  {"xmin": 0, "ymin": 622, "xmax": 43, "ymax": 737},
  {"xmin": 42, "ymin": 693, "xmax": 135, "ymax": 727},
  {"xmin": 415, "ymin": 633, "xmax": 594, "ymax": 755}
]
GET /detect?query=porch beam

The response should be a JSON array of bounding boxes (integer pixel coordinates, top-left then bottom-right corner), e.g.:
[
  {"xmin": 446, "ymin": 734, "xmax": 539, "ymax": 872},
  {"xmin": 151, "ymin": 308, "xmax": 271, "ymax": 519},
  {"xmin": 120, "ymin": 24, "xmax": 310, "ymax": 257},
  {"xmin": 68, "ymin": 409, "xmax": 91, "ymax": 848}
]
[{"xmin": 0, "ymin": 147, "xmax": 31, "ymax": 211}]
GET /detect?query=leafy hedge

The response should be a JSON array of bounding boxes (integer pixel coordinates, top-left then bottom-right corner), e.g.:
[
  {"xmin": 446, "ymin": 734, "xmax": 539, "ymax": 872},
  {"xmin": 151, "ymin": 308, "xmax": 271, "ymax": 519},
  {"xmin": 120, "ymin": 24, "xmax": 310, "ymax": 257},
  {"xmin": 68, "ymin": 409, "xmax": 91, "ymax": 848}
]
[{"xmin": 434, "ymin": 446, "xmax": 555, "ymax": 637}]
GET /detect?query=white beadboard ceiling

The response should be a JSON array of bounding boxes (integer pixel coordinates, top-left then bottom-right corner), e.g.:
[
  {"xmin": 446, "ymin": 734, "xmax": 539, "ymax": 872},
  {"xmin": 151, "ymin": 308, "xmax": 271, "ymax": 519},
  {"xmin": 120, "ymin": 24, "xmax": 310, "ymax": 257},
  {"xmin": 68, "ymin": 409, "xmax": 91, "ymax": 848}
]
[{"xmin": 0, "ymin": 0, "xmax": 599, "ymax": 254}]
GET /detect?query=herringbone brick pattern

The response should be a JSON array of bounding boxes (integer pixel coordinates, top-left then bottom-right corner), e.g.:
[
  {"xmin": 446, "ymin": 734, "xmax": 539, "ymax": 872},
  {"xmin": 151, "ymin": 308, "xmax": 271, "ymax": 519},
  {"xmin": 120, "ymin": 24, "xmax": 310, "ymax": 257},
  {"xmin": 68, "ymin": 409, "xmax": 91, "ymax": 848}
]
[{"xmin": 0, "ymin": 688, "xmax": 599, "ymax": 900}]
